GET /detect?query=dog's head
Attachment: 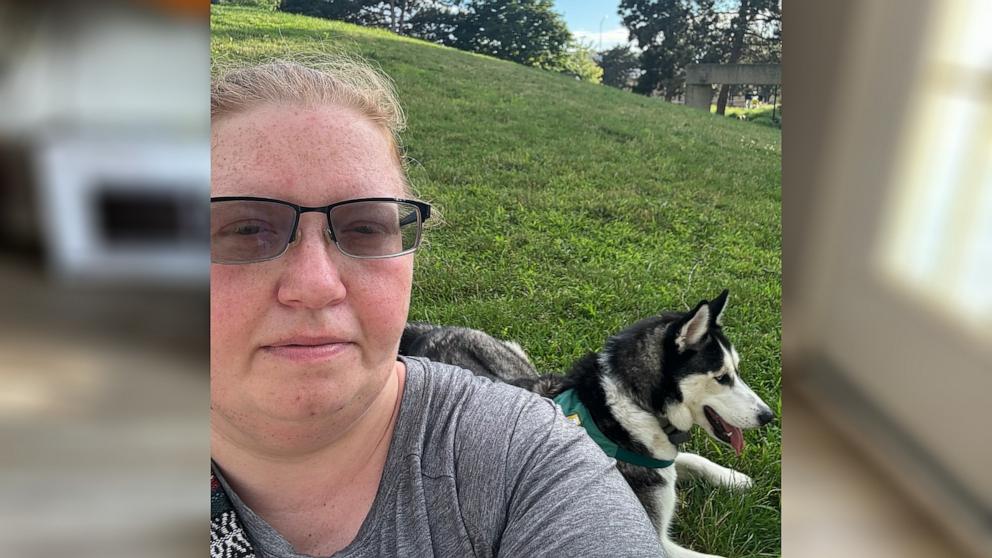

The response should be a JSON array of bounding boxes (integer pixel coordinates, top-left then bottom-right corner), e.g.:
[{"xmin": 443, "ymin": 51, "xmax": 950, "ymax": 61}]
[{"xmin": 603, "ymin": 290, "xmax": 775, "ymax": 455}]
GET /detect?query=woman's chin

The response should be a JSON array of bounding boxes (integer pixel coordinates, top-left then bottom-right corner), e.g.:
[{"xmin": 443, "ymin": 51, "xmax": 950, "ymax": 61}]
[
  {"xmin": 263, "ymin": 385, "xmax": 355, "ymax": 421},
  {"xmin": 255, "ymin": 372, "xmax": 386, "ymax": 424}
]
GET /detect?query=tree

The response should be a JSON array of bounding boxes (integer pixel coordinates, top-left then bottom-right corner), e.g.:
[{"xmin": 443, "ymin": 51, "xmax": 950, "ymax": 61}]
[
  {"xmin": 280, "ymin": 0, "xmax": 439, "ymax": 33},
  {"xmin": 551, "ymin": 40, "xmax": 602, "ymax": 84},
  {"xmin": 217, "ymin": 0, "xmax": 281, "ymax": 9},
  {"xmin": 406, "ymin": 1, "xmax": 462, "ymax": 42},
  {"xmin": 598, "ymin": 44, "xmax": 640, "ymax": 90},
  {"xmin": 282, "ymin": 0, "xmax": 381, "ymax": 28},
  {"xmin": 441, "ymin": 0, "xmax": 571, "ymax": 68},
  {"xmin": 281, "ymin": 0, "xmax": 574, "ymax": 74},
  {"xmin": 619, "ymin": 0, "xmax": 702, "ymax": 99}
]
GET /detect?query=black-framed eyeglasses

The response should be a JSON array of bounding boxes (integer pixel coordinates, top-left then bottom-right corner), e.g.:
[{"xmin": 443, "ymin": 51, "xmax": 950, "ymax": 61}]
[{"xmin": 210, "ymin": 196, "xmax": 432, "ymax": 264}]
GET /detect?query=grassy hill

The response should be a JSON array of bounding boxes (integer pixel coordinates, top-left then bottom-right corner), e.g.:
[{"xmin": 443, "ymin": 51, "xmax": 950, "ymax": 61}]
[{"xmin": 212, "ymin": 6, "xmax": 781, "ymax": 557}]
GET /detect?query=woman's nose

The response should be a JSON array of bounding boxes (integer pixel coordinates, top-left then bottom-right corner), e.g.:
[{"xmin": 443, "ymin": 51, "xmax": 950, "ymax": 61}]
[{"xmin": 275, "ymin": 217, "xmax": 347, "ymax": 309}]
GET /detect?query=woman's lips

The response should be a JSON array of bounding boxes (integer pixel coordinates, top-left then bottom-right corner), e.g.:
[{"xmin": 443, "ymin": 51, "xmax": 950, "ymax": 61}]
[{"xmin": 262, "ymin": 341, "xmax": 354, "ymax": 362}]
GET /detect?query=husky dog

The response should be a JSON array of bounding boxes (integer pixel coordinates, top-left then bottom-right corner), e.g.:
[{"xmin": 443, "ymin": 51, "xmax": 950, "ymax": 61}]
[{"xmin": 400, "ymin": 290, "xmax": 775, "ymax": 558}]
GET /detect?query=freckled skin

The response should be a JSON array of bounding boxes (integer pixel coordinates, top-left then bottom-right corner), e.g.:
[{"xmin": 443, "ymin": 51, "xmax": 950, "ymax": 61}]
[{"xmin": 210, "ymin": 104, "xmax": 412, "ymax": 455}]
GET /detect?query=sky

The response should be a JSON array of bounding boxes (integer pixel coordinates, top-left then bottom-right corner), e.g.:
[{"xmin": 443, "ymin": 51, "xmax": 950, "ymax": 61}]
[{"xmin": 553, "ymin": 0, "xmax": 632, "ymax": 51}]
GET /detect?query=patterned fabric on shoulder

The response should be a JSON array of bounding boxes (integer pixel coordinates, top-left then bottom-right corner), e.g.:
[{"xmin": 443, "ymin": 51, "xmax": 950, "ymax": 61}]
[{"xmin": 211, "ymin": 473, "xmax": 257, "ymax": 558}]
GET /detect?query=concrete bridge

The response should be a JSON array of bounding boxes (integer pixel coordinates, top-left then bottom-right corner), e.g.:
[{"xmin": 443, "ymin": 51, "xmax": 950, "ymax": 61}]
[{"xmin": 684, "ymin": 63, "xmax": 781, "ymax": 111}]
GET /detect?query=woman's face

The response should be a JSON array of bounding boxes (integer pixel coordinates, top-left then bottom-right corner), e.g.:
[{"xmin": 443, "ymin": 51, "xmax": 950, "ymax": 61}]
[{"xmin": 210, "ymin": 103, "xmax": 413, "ymax": 446}]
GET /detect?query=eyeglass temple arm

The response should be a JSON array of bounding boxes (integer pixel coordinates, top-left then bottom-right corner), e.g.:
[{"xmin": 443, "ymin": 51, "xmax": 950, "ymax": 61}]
[{"xmin": 399, "ymin": 204, "xmax": 430, "ymax": 227}]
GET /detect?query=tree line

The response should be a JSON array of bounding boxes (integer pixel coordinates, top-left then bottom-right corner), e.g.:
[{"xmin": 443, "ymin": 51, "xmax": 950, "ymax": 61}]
[
  {"xmin": 275, "ymin": 0, "xmax": 602, "ymax": 83},
  {"xmin": 219, "ymin": 0, "xmax": 780, "ymax": 110}
]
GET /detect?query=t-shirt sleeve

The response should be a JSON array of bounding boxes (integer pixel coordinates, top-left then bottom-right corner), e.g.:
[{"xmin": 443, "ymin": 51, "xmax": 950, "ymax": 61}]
[{"xmin": 495, "ymin": 392, "xmax": 665, "ymax": 557}]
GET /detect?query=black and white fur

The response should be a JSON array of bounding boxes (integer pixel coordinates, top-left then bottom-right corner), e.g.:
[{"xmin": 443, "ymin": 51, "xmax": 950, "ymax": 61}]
[{"xmin": 400, "ymin": 290, "xmax": 775, "ymax": 558}]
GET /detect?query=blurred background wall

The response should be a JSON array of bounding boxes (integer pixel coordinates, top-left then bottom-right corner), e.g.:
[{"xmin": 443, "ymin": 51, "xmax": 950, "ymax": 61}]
[
  {"xmin": 0, "ymin": 1, "xmax": 208, "ymax": 557},
  {"xmin": 786, "ymin": 0, "xmax": 990, "ymax": 556}
]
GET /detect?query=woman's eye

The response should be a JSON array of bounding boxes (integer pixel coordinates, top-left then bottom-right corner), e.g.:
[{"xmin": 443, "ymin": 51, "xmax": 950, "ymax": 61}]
[
  {"xmin": 344, "ymin": 223, "xmax": 388, "ymax": 235},
  {"xmin": 218, "ymin": 220, "xmax": 272, "ymax": 236},
  {"xmin": 233, "ymin": 224, "xmax": 263, "ymax": 235}
]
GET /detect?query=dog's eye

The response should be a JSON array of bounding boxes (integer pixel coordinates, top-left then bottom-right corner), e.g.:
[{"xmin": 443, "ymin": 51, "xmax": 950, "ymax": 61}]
[{"xmin": 715, "ymin": 374, "xmax": 732, "ymax": 385}]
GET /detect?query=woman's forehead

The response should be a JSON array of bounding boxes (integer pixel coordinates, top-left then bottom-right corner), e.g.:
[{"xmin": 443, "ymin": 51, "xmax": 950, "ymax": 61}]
[{"xmin": 211, "ymin": 103, "xmax": 405, "ymax": 201}]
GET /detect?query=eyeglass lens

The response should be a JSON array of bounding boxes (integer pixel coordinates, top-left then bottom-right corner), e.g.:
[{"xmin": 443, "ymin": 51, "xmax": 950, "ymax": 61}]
[
  {"xmin": 211, "ymin": 200, "xmax": 297, "ymax": 263},
  {"xmin": 329, "ymin": 201, "xmax": 420, "ymax": 257},
  {"xmin": 211, "ymin": 199, "xmax": 422, "ymax": 263}
]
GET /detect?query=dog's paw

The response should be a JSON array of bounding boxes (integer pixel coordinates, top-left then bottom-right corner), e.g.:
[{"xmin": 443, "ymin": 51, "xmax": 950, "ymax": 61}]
[{"xmin": 721, "ymin": 470, "xmax": 753, "ymax": 490}]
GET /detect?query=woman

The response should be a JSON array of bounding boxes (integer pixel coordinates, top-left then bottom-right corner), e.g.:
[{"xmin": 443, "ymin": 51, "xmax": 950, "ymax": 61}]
[{"xmin": 209, "ymin": 58, "xmax": 663, "ymax": 558}]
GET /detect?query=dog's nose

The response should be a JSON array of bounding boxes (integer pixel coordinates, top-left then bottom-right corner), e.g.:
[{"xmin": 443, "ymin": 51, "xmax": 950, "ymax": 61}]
[{"xmin": 757, "ymin": 408, "xmax": 775, "ymax": 426}]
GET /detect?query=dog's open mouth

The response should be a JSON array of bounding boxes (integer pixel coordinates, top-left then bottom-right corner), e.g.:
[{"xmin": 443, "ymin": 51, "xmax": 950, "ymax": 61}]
[{"xmin": 704, "ymin": 406, "xmax": 744, "ymax": 456}]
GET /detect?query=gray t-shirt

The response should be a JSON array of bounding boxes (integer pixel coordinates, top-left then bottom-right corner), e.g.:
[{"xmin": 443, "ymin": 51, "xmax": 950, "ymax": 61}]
[{"xmin": 214, "ymin": 356, "xmax": 663, "ymax": 557}]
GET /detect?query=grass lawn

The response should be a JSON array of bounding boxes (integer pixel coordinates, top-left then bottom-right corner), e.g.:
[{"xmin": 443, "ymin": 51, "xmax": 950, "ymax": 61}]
[
  {"xmin": 718, "ymin": 104, "xmax": 783, "ymax": 129},
  {"xmin": 212, "ymin": 6, "xmax": 781, "ymax": 556}
]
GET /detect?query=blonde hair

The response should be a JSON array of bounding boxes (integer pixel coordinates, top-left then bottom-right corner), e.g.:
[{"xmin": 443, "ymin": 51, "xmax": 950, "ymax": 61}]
[{"xmin": 211, "ymin": 57, "xmax": 408, "ymax": 175}]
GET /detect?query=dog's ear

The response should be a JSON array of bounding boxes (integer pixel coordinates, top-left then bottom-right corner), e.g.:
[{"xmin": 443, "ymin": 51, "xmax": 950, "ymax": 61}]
[
  {"xmin": 709, "ymin": 289, "xmax": 730, "ymax": 326},
  {"xmin": 676, "ymin": 301, "xmax": 710, "ymax": 351}
]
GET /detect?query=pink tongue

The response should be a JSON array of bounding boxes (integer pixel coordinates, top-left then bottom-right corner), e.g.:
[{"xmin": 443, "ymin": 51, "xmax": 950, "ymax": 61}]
[{"xmin": 729, "ymin": 426, "xmax": 744, "ymax": 455}]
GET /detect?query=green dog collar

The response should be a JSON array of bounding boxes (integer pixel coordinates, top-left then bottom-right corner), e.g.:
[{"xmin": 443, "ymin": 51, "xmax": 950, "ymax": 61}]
[{"xmin": 553, "ymin": 388, "xmax": 675, "ymax": 469}]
